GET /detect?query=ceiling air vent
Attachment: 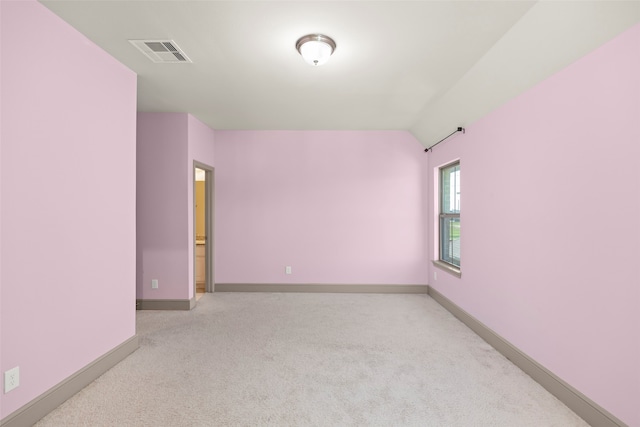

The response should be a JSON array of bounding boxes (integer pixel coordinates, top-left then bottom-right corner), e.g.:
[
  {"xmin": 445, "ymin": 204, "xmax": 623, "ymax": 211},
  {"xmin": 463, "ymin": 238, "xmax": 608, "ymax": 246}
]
[{"xmin": 129, "ymin": 40, "xmax": 192, "ymax": 63}]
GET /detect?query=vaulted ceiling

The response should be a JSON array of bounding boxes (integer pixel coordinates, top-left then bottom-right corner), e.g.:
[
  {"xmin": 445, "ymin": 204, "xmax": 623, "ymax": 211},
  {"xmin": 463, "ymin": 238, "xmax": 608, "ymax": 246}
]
[{"xmin": 40, "ymin": 1, "xmax": 639, "ymax": 148}]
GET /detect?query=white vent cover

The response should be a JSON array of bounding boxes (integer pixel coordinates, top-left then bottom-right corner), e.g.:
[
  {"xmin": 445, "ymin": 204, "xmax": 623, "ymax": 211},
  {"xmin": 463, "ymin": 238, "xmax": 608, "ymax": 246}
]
[{"xmin": 129, "ymin": 40, "xmax": 191, "ymax": 63}]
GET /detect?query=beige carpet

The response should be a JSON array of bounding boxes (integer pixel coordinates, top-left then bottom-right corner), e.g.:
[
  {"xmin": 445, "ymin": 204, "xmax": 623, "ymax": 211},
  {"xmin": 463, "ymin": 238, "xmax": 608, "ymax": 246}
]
[{"xmin": 36, "ymin": 293, "xmax": 588, "ymax": 426}]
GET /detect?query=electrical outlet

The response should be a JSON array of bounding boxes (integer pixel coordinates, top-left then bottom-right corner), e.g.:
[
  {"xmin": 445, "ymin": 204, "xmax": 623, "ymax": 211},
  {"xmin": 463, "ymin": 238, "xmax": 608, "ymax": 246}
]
[
  {"xmin": 4, "ymin": 366, "xmax": 19, "ymax": 393},
  {"xmin": 285, "ymin": 266, "xmax": 292, "ymax": 275},
  {"xmin": 434, "ymin": 271, "xmax": 438, "ymax": 281},
  {"xmin": 151, "ymin": 279, "xmax": 158, "ymax": 289}
]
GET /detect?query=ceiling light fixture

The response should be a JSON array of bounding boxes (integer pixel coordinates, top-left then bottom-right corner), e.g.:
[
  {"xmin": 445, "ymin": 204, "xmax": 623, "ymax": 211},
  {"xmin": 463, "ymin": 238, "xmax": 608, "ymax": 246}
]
[{"xmin": 296, "ymin": 34, "xmax": 336, "ymax": 66}]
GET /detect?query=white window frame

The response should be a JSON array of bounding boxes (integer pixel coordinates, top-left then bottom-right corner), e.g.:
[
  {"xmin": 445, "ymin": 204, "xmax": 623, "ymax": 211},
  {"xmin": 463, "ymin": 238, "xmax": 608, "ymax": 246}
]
[{"xmin": 433, "ymin": 161, "xmax": 461, "ymax": 277}]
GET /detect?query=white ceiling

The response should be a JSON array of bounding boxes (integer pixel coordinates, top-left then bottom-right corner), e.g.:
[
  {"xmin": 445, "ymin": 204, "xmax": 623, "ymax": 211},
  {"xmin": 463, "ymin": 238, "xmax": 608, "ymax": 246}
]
[{"xmin": 40, "ymin": 1, "xmax": 640, "ymax": 148}]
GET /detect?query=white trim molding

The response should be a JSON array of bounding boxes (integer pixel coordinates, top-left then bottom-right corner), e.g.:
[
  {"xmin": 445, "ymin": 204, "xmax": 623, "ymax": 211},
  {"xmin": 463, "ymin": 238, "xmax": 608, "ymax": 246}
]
[
  {"xmin": 136, "ymin": 298, "xmax": 196, "ymax": 310},
  {"xmin": 215, "ymin": 283, "xmax": 428, "ymax": 294},
  {"xmin": 432, "ymin": 260, "xmax": 461, "ymax": 277}
]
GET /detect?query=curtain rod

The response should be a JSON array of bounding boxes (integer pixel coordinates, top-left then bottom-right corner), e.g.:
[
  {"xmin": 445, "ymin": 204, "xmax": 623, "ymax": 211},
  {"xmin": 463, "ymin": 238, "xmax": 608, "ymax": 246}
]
[{"xmin": 424, "ymin": 127, "xmax": 465, "ymax": 152}]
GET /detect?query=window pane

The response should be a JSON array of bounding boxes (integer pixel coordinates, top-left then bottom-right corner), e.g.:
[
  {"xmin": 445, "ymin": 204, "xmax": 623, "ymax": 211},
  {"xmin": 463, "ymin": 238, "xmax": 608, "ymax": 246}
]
[
  {"xmin": 440, "ymin": 216, "xmax": 460, "ymax": 267},
  {"xmin": 441, "ymin": 163, "xmax": 460, "ymax": 214}
]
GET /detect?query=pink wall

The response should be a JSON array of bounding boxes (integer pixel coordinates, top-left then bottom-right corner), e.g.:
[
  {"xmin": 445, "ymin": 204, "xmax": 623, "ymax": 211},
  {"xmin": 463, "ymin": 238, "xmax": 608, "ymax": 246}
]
[
  {"xmin": 137, "ymin": 113, "xmax": 215, "ymax": 301},
  {"xmin": 0, "ymin": 1, "xmax": 137, "ymax": 420},
  {"xmin": 427, "ymin": 24, "xmax": 640, "ymax": 426},
  {"xmin": 137, "ymin": 113, "xmax": 189, "ymax": 300},
  {"xmin": 214, "ymin": 131, "xmax": 427, "ymax": 286}
]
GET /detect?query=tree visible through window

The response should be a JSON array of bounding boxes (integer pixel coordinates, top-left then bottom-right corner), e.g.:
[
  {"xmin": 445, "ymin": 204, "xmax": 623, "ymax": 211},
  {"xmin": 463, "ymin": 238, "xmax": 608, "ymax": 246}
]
[{"xmin": 440, "ymin": 162, "xmax": 460, "ymax": 268}]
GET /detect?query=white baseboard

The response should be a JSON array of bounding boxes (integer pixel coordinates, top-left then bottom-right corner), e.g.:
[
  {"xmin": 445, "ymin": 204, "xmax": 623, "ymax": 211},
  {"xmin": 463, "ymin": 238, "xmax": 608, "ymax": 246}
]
[
  {"xmin": 427, "ymin": 286, "xmax": 626, "ymax": 427},
  {"xmin": 215, "ymin": 283, "xmax": 428, "ymax": 293},
  {"xmin": 136, "ymin": 298, "xmax": 195, "ymax": 310},
  {"xmin": 0, "ymin": 336, "xmax": 139, "ymax": 427}
]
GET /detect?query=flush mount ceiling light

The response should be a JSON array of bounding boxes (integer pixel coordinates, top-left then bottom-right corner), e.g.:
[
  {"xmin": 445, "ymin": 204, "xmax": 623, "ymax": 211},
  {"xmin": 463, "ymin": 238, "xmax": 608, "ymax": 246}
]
[{"xmin": 296, "ymin": 34, "xmax": 336, "ymax": 66}]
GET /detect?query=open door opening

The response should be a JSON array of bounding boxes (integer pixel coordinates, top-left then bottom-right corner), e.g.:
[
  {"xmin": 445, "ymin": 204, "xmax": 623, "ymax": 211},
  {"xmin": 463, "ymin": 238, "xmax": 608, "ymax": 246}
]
[{"xmin": 194, "ymin": 164, "xmax": 214, "ymax": 300}]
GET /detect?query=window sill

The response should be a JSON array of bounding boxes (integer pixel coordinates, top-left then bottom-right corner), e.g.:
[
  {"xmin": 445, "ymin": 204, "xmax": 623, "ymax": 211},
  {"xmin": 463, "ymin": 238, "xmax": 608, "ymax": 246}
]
[{"xmin": 432, "ymin": 260, "xmax": 461, "ymax": 278}]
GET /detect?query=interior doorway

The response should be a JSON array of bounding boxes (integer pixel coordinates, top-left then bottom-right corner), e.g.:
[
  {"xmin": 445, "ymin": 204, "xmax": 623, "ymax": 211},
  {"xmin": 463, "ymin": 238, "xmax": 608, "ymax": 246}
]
[{"xmin": 194, "ymin": 163, "xmax": 214, "ymax": 300}]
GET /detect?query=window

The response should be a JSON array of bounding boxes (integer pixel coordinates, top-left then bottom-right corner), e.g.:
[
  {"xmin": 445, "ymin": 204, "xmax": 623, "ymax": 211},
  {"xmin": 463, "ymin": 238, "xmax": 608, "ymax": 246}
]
[{"xmin": 439, "ymin": 162, "xmax": 460, "ymax": 269}]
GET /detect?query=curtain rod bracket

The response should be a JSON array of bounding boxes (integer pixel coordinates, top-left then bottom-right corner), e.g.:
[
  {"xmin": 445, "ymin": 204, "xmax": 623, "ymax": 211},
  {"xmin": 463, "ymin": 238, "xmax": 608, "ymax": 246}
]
[{"xmin": 424, "ymin": 127, "xmax": 465, "ymax": 152}]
